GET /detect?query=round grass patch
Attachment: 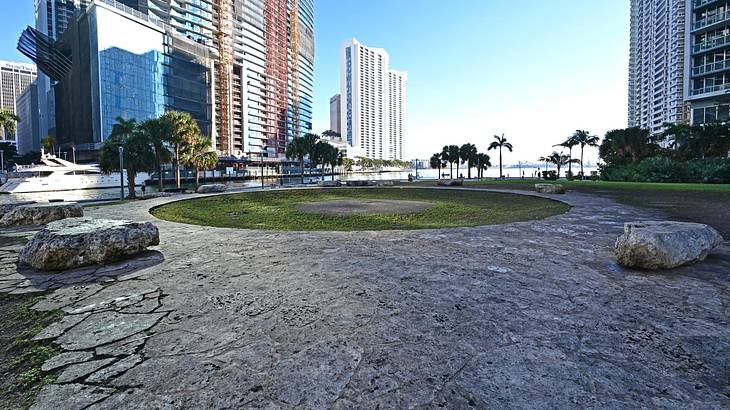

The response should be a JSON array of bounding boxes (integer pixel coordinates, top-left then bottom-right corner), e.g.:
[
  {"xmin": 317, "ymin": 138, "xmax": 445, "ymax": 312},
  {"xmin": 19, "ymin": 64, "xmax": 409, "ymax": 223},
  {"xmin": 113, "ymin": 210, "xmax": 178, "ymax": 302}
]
[{"xmin": 150, "ymin": 188, "xmax": 569, "ymax": 231}]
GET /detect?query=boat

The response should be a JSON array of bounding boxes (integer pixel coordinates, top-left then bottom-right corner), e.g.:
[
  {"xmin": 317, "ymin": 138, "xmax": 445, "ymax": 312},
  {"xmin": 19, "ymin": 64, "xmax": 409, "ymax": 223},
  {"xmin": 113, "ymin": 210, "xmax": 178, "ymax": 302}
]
[{"xmin": 0, "ymin": 149, "xmax": 148, "ymax": 194}]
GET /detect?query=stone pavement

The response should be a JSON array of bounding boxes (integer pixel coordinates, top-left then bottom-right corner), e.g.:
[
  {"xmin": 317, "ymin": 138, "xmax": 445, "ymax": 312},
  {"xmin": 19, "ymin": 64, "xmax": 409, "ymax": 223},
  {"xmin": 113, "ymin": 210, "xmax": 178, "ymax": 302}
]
[{"xmin": 0, "ymin": 188, "xmax": 728, "ymax": 409}]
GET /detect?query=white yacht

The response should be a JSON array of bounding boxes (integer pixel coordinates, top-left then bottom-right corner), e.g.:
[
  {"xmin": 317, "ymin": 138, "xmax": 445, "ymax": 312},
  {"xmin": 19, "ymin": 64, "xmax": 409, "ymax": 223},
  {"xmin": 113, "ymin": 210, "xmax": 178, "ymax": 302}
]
[{"xmin": 0, "ymin": 150, "xmax": 148, "ymax": 194}]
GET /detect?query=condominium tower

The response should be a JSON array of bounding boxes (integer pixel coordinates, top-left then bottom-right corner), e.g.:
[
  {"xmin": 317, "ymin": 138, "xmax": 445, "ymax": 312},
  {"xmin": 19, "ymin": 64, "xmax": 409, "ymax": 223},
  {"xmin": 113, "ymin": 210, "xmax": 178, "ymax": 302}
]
[
  {"xmin": 25, "ymin": 0, "xmax": 314, "ymax": 160},
  {"xmin": 340, "ymin": 39, "xmax": 407, "ymax": 160},
  {"xmin": 684, "ymin": 0, "xmax": 730, "ymax": 124},
  {"xmin": 0, "ymin": 61, "xmax": 37, "ymax": 144},
  {"xmin": 628, "ymin": 0, "xmax": 687, "ymax": 134}
]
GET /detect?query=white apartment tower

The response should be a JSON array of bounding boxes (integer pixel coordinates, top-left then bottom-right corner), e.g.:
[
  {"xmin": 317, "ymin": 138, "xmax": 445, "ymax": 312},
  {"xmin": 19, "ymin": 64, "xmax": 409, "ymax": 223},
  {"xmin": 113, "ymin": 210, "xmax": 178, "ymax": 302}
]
[
  {"xmin": 0, "ymin": 61, "xmax": 37, "ymax": 144},
  {"xmin": 341, "ymin": 39, "xmax": 407, "ymax": 160},
  {"xmin": 628, "ymin": 0, "xmax": 687, "ymax": 134}
]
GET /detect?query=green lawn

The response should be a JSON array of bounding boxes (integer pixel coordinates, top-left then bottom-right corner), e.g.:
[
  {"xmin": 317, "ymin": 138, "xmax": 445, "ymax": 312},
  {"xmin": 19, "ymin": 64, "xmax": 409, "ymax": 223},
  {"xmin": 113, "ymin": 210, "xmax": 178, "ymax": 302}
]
[
  {"xmin": 151, "ymin": 188, "xmax": 569, "ymax": 231},
  {"xmin": 461, "ymin": 179, "xmax": 730, "ymax": 193}
]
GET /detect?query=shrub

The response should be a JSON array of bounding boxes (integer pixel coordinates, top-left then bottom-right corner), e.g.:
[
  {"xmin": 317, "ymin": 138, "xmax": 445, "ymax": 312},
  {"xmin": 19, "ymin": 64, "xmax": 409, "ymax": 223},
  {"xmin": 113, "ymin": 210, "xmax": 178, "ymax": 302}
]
[
  {"xmin": 541, "ymin": 170, "xmax": 558, "ymax": 180},
  {"xmin": 599, "ymin": 157, "xmax": 730, "ymax": 183}
]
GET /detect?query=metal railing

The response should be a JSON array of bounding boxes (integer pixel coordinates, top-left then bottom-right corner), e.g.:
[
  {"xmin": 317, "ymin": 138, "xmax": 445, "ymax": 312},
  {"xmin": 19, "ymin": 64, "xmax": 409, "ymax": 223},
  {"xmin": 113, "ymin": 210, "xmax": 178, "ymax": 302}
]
[
  {"xmin": 694, "ymin": 0, "xmax": 724, "ymax": 9},
  {"xmin": 692, "ymin": 58, "xmax": 730, "ymax": 75},
  {"xmin": 691, "ymin": 82, "xmax": 730, "ymax": 95},
  {"xmin": 693, "ymin": 10, "xmax": 730, "ymax": 31},
  {"xmin": 693, "ymin": 34, "xmax": 730, "ymax": 53}
]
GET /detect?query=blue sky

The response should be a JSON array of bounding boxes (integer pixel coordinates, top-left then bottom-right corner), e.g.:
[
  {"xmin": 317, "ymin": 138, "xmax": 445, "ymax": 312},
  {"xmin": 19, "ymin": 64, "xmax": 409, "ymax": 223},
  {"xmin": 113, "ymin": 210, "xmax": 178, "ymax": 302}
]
[{"xmin": 1, "ymin": 0, "xmax": 630, "ymax": 164}]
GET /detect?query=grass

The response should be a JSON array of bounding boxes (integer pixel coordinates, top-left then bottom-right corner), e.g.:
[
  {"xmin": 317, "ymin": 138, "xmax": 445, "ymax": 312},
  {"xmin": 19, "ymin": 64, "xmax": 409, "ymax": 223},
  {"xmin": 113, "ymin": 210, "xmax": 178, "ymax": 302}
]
[
  {"xmin": 462, "ymin": 178, "xmax": 730, "ymax": 193},
  {"xmin": 151, "ymin": 187, "xmax": 569, "ymax": 231},
  {"xmin": 1, "ymin": 295, "xmax": 63, "ymax": 410}
]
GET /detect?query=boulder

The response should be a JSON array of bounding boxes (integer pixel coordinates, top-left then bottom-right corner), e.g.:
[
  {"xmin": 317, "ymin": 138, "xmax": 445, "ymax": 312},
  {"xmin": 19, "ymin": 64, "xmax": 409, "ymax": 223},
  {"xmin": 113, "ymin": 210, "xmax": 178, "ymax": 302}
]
[
  {"xmin": 317, "ymin": 180, "xmax": 341, "ymax": 187},
  {"xmin": 196, "ymin": 184, "xmax": 227, "ymax": 194},
  {"xmin": 0, "ymin": 203, "xmax": 83, "ymax": 227},
  {"xmin": 376, "ymin": 180, "xmax": 395, "ymax": 187},
  {"xmin": 437, "ymin": 179, "xmax": 464, "ymax": 187},
  {"xmin": 535, "ymin": 183, "xmax": 565, "ymax": 194},
  {"xmin": 345, "ymin": 180, "xmax": 375, "ymax": 187},
  {"xmin": 614, "ymin": 221, "xmax": 723, "ymax": 270},
  {"xmin": 136, "ymin": 192, "xmax": 174, "ymax": 201},
  {"xmin": 19, "ymin": 218, "xmax": 160, "ymax": 271},
  {"xmin": 0, "ymin": 201, "xmax": 35, "ymax": 214}
]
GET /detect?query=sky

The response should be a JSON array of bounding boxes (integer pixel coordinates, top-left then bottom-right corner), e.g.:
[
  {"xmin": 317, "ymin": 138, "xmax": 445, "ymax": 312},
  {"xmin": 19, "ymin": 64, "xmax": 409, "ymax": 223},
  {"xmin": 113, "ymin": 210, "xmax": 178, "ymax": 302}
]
[{"xmin": 1, "ymin": 0, "xmax": 630, "ymax": 165}]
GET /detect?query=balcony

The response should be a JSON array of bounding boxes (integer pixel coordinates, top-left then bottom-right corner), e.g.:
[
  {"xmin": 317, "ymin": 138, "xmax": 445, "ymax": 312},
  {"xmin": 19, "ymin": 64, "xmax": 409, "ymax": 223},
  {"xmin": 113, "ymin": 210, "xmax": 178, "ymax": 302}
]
[
  {"xmin": 693, "ymin": 34, "xmax": 730, "ymax": 53},
  {"xmin": 693, "ymin": 10, "xmax": 730, "ymax": 31},
  {"xmin": 691, "ymin": 82, "xmax": 730, "ymax": 95},
  {"xmin": 692, "ymin": 59, "xmax": 730, "ymax": 76},
  {"xmin": 694, "ymin": 0, "xmax": 725, "ymax": 10}
]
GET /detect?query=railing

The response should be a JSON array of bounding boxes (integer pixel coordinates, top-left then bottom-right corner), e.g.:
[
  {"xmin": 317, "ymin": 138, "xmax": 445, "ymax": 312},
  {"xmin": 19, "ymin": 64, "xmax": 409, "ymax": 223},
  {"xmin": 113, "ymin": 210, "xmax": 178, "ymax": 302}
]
[
  {"xmin": 694, "ymin": 0, "xmax": 724, "ymax": 9},
  {"xmin": 691, "ymin": 82, "xmax": 730, "ymax": 95},
  {"xmin": 692, "ymin": 58, "xmax": 730, "ymax": 75},
  {"xmin": 693, "ymin": 10, "xmax": 730, "ymax": 31},
  {"xmin": 693, "ymin": 34, "xmax": 730, "ymax": 53}
]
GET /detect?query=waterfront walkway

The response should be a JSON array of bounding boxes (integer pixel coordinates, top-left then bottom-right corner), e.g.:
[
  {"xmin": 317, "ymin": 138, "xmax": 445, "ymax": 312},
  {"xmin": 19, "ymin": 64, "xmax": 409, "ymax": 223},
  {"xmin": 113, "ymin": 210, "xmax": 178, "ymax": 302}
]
[{"xmin": 1, "ymin": 188, "xmax": 728, "ymax": 409}]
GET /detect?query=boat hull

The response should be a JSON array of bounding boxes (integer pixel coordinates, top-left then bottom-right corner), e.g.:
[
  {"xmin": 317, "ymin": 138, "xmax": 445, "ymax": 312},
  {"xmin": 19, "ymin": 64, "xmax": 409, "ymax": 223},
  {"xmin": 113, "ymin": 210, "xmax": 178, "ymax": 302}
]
[{"xmin": 0, "ymin": 173, "xmax": 149, "ymax": 194}]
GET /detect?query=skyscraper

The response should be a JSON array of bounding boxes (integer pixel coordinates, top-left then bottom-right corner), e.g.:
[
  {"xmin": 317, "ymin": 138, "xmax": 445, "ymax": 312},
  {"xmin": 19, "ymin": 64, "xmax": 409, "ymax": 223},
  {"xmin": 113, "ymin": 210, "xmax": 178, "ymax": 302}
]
[
  {"xmin": 16, "ymin": 82, "xmax": 41, "ymax": 154},
  {"xmin": 628, "ymin": 0, "xmax": 687, "ymax": 135},
  {"xmin": 340, "ymin": 39, "xmax": 407, "ymax": 160},
  {"xmin": 330, "ymin": 94, "xmax": 341, "ymax": 134},
  {"xmin": 0, "ymin": 61, "xmax": 37, "ymax": 144},
  {"xmin": 684, "ymin": 0, "xmax": 730, "ymax": 124},
  {"xmin": 27, "ymin": 0, "xmax": 314, "ymax": 161}
]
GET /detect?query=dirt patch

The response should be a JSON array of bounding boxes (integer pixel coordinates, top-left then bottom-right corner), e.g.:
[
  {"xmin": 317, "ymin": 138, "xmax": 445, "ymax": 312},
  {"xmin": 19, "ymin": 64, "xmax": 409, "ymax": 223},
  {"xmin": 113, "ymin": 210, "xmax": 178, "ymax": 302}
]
[{"xmin": 296, "ymin": 199, "xmax": 435, "ymax": 216}]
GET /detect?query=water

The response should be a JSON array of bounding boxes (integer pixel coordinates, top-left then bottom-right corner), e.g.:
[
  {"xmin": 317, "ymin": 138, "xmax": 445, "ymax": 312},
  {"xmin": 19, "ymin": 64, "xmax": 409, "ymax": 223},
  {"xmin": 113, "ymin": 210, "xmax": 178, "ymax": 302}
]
[{"xmin": 0, "ymin": 165, "xmax": 599, "ymax": 203}]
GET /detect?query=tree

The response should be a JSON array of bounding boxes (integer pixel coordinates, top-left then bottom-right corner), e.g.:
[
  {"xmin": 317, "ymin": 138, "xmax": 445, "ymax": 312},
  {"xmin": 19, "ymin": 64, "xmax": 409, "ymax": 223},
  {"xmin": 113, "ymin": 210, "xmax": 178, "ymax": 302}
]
[
  {"xmin": 0, "ymin": 109, "xmax": 20, "ymax": 142},
  {"xmin": 311, "ymin": 140, "xmax": 330, "ymax": 180},
  {"xmin": 487, "ymin": 134, "xmax": 513, "ymax": 178},
  {"xmin": 100, "ymin": 129, "xmax": 155, "ymax": 199},
  {"xmin": 41, "ymin": 135, "xmax": 55, "ymax": 153},
  {"xmin": 161, "ymin": 111, "xmax": 201, "ymax": 189},
  {"xmin": 446, "ymin": 144, "xmax": 460, "ymax": 178},
  {"xmin": 286, "ymin": 136, "xmax": 308, "ymax": 184},
  {"xmin": 459, "ymin": 143, "xmax": 478, "ymax": 179},
  {"xmin": 0, "ymin": 141, "xmax": 18, "ymax": 170},
  {"xmin": 554, "ymin": 134, "xmax": 580, "ymax": 176},
  {"xmin": 475, "ymin": 153, "xmax": 491, "ymax": 179},
  {"xmin": 568, "ymin": 130, "xmax": 600, "ymax": 178},
  {"xmin": 321, "ymin": 130, "xmax": 341, "ymax": 140},
  {"xmin": 599, "ymin": 127, "xmax": 658, "ymax": 167},
  {"xmin": 538, "ymin": 151, "xmax": 579, "ymax": 179},
  {"xmin": 430, "ymin": 153, "xmax": 445, "ymax": 179},
  {"xmin": 139, "ymin": 118, "xmax": 173, "ymax": 191},
  {"xmin": 185, "ymin": 135, "xmax": 218, "ymax": 190},
  {"xmin": 342, "ymin": 157, "xmax": 354, "ymax": 172}
]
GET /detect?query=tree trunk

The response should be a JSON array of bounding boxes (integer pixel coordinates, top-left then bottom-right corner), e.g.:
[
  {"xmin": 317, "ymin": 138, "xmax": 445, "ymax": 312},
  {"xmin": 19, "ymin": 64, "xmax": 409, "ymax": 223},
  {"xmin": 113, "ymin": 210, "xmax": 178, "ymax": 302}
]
[
  {"xmin": 157, "ymin": 158, "xmax": 164, "ymax": 192},
  {"xmin": 450, "ymin": 162, "xmax": 453, "ymax": 177},
  {"xmin": 438, "ymin": 164, "xmax": 441, "ymax": 179},
  {"xmin": 456, "ymin": 161, "xmax": 460, "ymax": 179},
  {"xmin": 568, "ymin": 147, "xmax": 573, "ymax": 174},
  {"xmin": 499, "ymin": 148, "xmax": 503, "ymax": 178},
  {"xmin": 175, "ymin": 145, "xmax": 181, "ymax": 189},
  {"xmin": 300, "ymin": 158, "xmax": 305, "ymax": 184},
  {"xmin": 127, "ymin": 169, "xmax": 137, "ymax": 199},
  {"xmin": 580, "ymin": 146, "xmax": 585, "ymax": 179},
  {"xmin": 195, "ymin": 167, "xmax": 200, "ymax": 190}
]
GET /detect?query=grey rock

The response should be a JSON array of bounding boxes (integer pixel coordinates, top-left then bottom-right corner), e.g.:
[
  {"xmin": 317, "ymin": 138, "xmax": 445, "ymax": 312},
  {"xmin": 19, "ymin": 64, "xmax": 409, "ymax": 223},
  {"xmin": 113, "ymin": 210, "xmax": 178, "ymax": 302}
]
[
  {"xmin": 344, "ymin": 180, "xmax": 375, "ymax": 187},
  {"xmin": 196, "ymin": 183, "xmax": 227, "ymax": 193},
  {"xmin": 535, "ymin": 183, "xmax": 565, "ymax": 194},
  {"xmin": 56, "ymin": 311, "xmax": 166, "ymax": 350},
  {"xmin": 136, "ymin": 192, "xmax": 173, "ymax": 200},
  {"xmin": 33, "ymin": 313, "xmax": 90, "ymax": 340},
  {"xmin": 57, "ymin": 357, "xmax": 117, "ymax": 383},
  {"xmin": 0, "ymin": 203, "xmax": 82, "ymax": 227},
  {"xmin": 437, "ymin": 178, "xmax": 464, "ymax": 186},
  {"xmin": 615, "ymin": 221, "xmax": 724, "ymax": 269},
  {"xmin": 19, "ymin": 218, "xmax": 159, "ymax": 271},
  {"xmin": 41, "ymin": 351, "xmax": 94, "ymax": 372},
  {"xmin": 0, "ymin": 200, "xmax": 35, "ymax": 214},
  {"xmin": 30, "ymin": 383, "xmax": 114, "ymax": 410},
  {"xmin": 86, "ymin": 354, "xmax": 143, "ymax": 383},
  {"xmin": 375, "ymin": 180, "xmax": 394, "ymax": 186}
]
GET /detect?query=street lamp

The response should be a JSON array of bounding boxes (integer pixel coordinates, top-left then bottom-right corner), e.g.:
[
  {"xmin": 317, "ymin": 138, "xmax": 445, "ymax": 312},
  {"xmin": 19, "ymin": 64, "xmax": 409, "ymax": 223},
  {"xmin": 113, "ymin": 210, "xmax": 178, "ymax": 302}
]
[
  {"xmin": 260, "ymin": 145, "xmax": 267, "ymax": 190},
  {"xmin": 72, "ymin": 146, "xmax": 76, "ymax": 164},
  {"xmin": 118, "ymin": 145, "xmax": 124, "ymax": 200},
  {"xmin": 0, "ymin": 150, "xmax": 4, "ymax": 171}
]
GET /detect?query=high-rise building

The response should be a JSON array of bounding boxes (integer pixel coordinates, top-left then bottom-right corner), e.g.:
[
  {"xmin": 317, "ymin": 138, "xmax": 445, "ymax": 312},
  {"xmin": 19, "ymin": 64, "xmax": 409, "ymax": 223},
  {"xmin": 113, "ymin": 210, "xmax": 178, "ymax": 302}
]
[
  {"xmin": 628, "ymin": 0, "xmax": 687, "ymax": 135},
  {"xmin": 0, "ymin": 61, "xmax": 37, "ymax": 145},
  {"xmin": 340, "ymin": 39, "xmax": 407, "ymax": 160},
  {"xmin": 330, "ymin": 94, "xmax": 341, "ymax": 134},
  {"xmin": 26, "ymin": 0, "xmax": 314, "ymax": 162},
  {"xmin": 16, "ymin": 82, "xmax": 41, "ymax": 154},
  {"xmin": 33, "ymin": 1, "xmax": 91, "ymax": 141},
  {"xmin": 684, "ymin": 0, "xmax": 730, "ymax": 124}
]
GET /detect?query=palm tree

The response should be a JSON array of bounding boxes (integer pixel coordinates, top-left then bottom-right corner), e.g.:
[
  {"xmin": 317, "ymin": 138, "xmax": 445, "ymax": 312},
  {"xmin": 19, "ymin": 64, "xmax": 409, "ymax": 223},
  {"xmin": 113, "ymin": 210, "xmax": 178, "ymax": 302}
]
[
  {"xmin": 430, "ymin": 153, "xmax": 444, "ymax": 179},
  {"xmin": 538, "ymin": 151, "xmax": 579, "ymax": 179},
  {"xmin": 139, "ymin": 118, "xmax": 173, "ymax": 191},
  {"xmin": 0, "ymin": 109, "xmax": 20, "ymax": 142},
  {"xmin": 487, "ymin": 134, "xmax": 513, "ymax": 178},
  {"xmin": 99, "ymin": 129, "xmax": 155, "ymax": 199},
  {"xmin": 286, "ymin": 136, "xmax": 308, "ymax": 184},
  {"xmin": 41, "ymin": 135, "xmax": 55, "ymax": 154},
  {"xmin": 459, "ymin": 143, "xmax": 478, "ymax": 179},
  {"xmin": 161, "ymin": 111, "xmax": 201, "ymax": 189},
  {"xmin": 322, "ymin": 130, "xmax": 341, "ymax": 140},
  {"xmin": 109, "ymin": 116, "xmax": 138, "ymax": 141},
  {"xmin": 554, "ymin": 134, "xmax": 579, "ymax": 176},
  {"xmin": 301, "ymin": 133, "xmax": 320, "ymax": 179},
  {"xmin": 571, "ymin": 130, "xmax": 600, "ymax": 179},
  {"xmin": 440, "ymin": 146, "xmax": 451, "ymax": 177},
  {"xmin": 447, "ymin": 144, "xmax": 461, "ymax": 178},
  {"xmin": 185, "ymin": 135, "xmax": 218, "ymax": 190},
  {"xmin": 475, "ymin": 153, "xmax": 491, "ymax": 179}
]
